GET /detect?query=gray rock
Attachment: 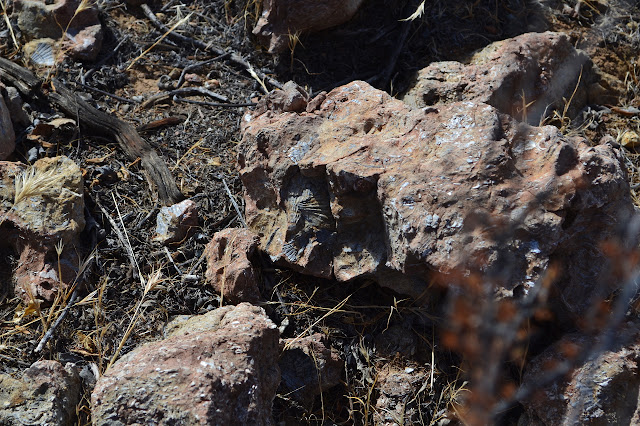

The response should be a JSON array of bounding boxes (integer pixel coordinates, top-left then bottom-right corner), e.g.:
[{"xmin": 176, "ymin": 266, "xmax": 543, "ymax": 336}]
[
  {"xmin": 92, "ymin": 303, "xmax": 281, "ymax": 425},
  {"xmin": 153, "ymin": 199, "xmax": 198, "ymax": 245},
  {"xmin": 0, "ymin": 360, "xmax": 81, "ymax": 425},
  {"xmin": 0, "ymin": 89, "xmax": 15, "ymax": 160}
]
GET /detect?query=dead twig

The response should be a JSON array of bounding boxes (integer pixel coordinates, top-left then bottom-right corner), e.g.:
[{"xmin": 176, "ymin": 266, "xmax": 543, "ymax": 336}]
[
  {"xmin": 140, "ymin": 87, "xmax": 228, "ymax": 109},
  {"xmin": 176, "ymin": 52, "xmax": 231, "ymax": 89},
  {"xmin": 140, "ymin": 4, "xmax": 283, "ymax": 90},
  {"xmin": 173, "ymin": 97, "xmax": 256, "ymax": 108},
  {"xmin": 222, "ymin": 178, "xmax": 247, "ymax": 228}
]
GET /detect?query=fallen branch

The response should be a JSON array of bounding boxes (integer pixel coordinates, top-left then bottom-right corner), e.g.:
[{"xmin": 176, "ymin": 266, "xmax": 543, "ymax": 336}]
[
  {"xmin": 0, "ymin": 56, "xmax": 184, "ymax": 205},
  {"xmin": 140, "ymin": 3, "xmax": 283, "ymax": 91}
]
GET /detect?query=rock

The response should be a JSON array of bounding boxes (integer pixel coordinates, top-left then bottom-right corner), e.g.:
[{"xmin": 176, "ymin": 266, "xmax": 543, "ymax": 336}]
[
  {"xmin": 620, "ymin": 131, "xmax": 640, "ymax": 149},
  {"xmin": 15, "ymin": 0, "xmax": 103, "ymax": 61},
  {"xmin": 239, "ymin": 80, "xmax": 633, "ymax": 315},
  {"xmin": 280, "ymin": 333, "xmax": 343, "ymax": 407},
  {"xmin": 520, "ymin": 323, "xmax": 640, "ymax": 425},
  {"xmin": 92, "ymin": 303, "xmax": 281, "ymax": 425},
  {"xmin": 253, "ymin": 0, "xmax": 365, "ymax": 53},
  {"xmin": 4, "ymin": 87, "xmax": 31, "ymax": 128},
  {"xmin": 0, "ymin": 87, "xmax": 15, "ymax": 160},
  {"xmin": 153, "ymin": 199, "xmax": 198, "ymax": 244},
  {"xmin": 374, "ymin": 363, "xmax": 429, "ymax": 426},
  {"xmin": 204, "ymin": 228, "xmax": 261, "ymax": 303},
  {"xmin": 402, "ymin": 32, "xmax": 597, "ymax": 125},
  {"xmin": 0, "ymin": 360, "xmax": 82, "ymax": 425},
  {"xmin": 0, "ymin": 156, "xmax": 85, "ymax": 303}
]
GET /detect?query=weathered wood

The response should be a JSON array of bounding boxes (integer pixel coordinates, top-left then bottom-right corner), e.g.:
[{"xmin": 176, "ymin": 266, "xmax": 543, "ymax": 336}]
[{"xmin": 0, "ymin": 57, "xmax": 184, "ymax": 205}]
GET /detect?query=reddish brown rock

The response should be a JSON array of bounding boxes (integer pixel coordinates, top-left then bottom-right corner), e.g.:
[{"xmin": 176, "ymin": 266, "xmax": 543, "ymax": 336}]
[
  {"xmin": 239, "ymin": 80, "xmax": 632, "ymax": 315},
  {"xmin": 402, "ymin": 32, "xmax": 597, "ymax": 125},
  {"xmin": 520, "ymin": 323, "xmax": 640, "ymax": 425},
  {"xmin": 0, "ymin": 360, "xmax": 81, "ymax": 425},
  {"xmin": 0, "ymin": 156, "xmax": 85, "ymax": 303},
  {"xmin": 280, "ymin": 333, "xmax": 343, "ymax": 407},
  {"xmin": 92, "ymin": 303, "xmax": 280, "ymax": 425},
  {"xmin": 253, "ymin": 0, "xmax": 365, "ymax": 53},
  {"xmin": 205, "ymin": 228, "xmax": 261, "ymax": 303}
]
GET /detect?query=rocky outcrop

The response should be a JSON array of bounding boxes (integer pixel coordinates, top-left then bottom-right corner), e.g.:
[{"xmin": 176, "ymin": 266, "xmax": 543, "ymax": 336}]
[
  {"xmin": 0, "ymin": 156, "xmax": 85, "ymax": 303},
  {"xmin": 238, "ymin": 79, "xmax": 632, "ymax": 315},
  {"xmin": 205, "ymin": 228, "xmax": 261, "ymax": 303},
  {"xmin": 402, "ymin": 32, "xmax": 597, "ymax": 125},
  {"xmin": 253, "ymin": 0, "xmax": 365, "ymax": 53},
  {"xmin": 520, "ymin": 323, "xmax": 640, "ymax": 425},
  {"xmin": 0, "ymin": 360, "xmax": 81, "ymax": 425},
  {"xmin": 92, "ymin": 303, "xmax": 281, "ymax": 425}
]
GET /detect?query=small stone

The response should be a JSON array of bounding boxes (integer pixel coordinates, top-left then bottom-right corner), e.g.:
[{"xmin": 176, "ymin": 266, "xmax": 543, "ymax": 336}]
[
  {"xmin": 153, "ymin": 199, "xmax": 198, "ymax": 245},
  {"xmin": 620, "ymin": 130, "xmax": 640, "ymax": 149},
  {"xmin": 204, "ymin": 228, "xmax": 261, "ymax": 303}
]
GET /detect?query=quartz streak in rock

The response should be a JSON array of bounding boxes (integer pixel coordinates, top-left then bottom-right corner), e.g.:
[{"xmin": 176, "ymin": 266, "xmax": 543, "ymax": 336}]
[
  {"xmin": 239, "ymin": 80, "xmax": 632, "ymax": 315},
  {"xmin": 91, "ymin": 303, "xmax": 281, "ymax": 425}
]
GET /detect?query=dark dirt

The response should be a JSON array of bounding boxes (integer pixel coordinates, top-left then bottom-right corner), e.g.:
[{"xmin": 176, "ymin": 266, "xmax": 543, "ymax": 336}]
[{"xmin": 1, "ymin": 0, "xmax": 640, "ymax": 424}]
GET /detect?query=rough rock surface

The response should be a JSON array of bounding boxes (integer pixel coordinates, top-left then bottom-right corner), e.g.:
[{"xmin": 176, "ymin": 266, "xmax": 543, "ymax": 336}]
[
  {"xmin": 205, "ymin": 228, "xmax": 261, "ymax": 303},
  {"xmin": 374, "ymin": 364, "xmax": 428, "ymax": 426},
  {"xmin": 253, "ymin": 0, "xmax": 365, "ymax": 53},
  {"xmin": 520, "ymin": 323, "xmax": 640, "ymax": 425},
  {"xmin": 92, "ymin": 303, "xmax": 281, "ymax": 425},
  {"xmin": 0, "ymin": 156, "xmax": 85, "ymax": 302},
  {"xmin": 15, "ymin": 0, "xmax": 103, "ymax": 61},
  {"xmin": 402, "ymin": 32, "xmax": 597, "ymax": 125},
  {"xmin": 153, "ymin": 199, "xmax": 198, "ymax": 244},
  {"xmin": 0, "ymin": 88, "xmax": 15, "ymax": 160},
  {"xmin": 239, "ymin": 79, "xmax": 632, "ymax": 315},
  {"xmin": 280, "ymin": 333, "xmax": 343, "ymax": 407},
  {"xmin": 0, "ymin": 360, "xmax": 81, "ymax": 425}
]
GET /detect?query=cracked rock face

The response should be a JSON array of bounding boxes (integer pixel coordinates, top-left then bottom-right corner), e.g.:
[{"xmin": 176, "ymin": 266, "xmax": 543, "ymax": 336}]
[
  {"xmin": 92, "ymin": 303, "xmax": 281, "ymax": 425},
  {"xmin": 238, "ymin": 79, "xmax": 632, "ymax": 315}
]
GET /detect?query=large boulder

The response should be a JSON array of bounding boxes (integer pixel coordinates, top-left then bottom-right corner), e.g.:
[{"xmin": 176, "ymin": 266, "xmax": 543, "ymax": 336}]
[
  {"xmin": 238, "ymin": 80, "xmax": 632, "ymax": 315},
  {"xmin": 91, "ymin": 303, "xmax": 281, "ymax": 425},
  {"xmin": 402, "ymin": 32, "xmax": 598, "ymax": 125},
  {"xmin": 0, "ymin": 156, "xmax": 85, "ymax": 303}
]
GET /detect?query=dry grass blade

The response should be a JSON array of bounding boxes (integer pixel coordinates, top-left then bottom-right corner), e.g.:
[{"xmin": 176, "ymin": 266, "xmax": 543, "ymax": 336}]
[
  {"xmin": 14, "ymin": 166, "xmax": 62, "ymax": 205},
  {"xmin": 127, "ymin": 13, "xmax": 193, "ymax": 71},
  {"xmin": 0, "ymin": 0, "xmax": 18, "ymax": 50},
  {"xmin": 400, "ymin": 0, "xmax": 425, "ymax": 21}
]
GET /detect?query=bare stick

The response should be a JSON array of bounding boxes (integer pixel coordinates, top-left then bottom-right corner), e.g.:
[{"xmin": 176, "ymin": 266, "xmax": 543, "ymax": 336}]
[
  {"xmin": 140, "ymin": 4, "xmax": 283, "ymax": 90},
  {"xmin": 34, "ymin": 289, "xmax": 79, "ymax": 353},
  {"xmin": 222, "ymin": 178, "xmax": 247, "ymax": 228}
]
